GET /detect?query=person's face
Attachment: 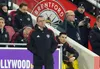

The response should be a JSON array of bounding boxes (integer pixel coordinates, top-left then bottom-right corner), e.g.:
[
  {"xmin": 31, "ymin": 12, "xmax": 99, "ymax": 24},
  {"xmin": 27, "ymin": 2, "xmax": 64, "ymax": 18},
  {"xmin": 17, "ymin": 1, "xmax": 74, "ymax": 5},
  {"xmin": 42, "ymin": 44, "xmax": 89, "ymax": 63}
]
[
  {"xmin": 37, "ymin": 17, "xmax": 46, "ymax": 28},
  {"xmin": 20, "ymin": 6, "xmax": 28, "ymax": 13},
  {"xmin": 58, "ymin": 34, "xmax": 67, "ymax": 44},
  {"xmin": 2, "ymin": 6, "xmax": 8, "ymax": 12},
  {"xmin": 67, "ymin": 12, "xmax": 75, "ymax": 22},
  {"xmin": 96, "ymin": 19, "xmax": 100, "ymax": 28},
  {"xmin": 0, "ymin": 20, "xmax": 5, "ymax": 29},
  {"xmin": 78, "ymin": 7, "xmax": 85, "ymax": 14},
  {"xmin": 23, "ymin": 27, "xmax": 32, "ymax": 38}
]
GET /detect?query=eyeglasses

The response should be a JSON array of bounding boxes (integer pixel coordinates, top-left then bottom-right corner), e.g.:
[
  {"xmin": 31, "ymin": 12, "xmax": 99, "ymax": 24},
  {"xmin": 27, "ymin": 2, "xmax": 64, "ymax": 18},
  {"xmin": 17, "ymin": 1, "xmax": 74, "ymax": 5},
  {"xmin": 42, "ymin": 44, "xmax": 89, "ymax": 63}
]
[
  {"xmin": 38, "ymin": 20, "xmax": 45, "ymax": 22},
  {"xmin": 68, "ymin": 15, "xmax": 75, "ymax": 16}
]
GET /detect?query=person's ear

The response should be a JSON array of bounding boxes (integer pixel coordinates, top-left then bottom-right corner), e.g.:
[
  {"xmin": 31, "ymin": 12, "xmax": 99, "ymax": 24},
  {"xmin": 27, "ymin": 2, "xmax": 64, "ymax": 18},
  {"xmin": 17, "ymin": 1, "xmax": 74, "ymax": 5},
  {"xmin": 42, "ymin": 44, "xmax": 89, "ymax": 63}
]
[{"xmin": 58, "ymin": 36, "xmax": 61, "ymax": 40}]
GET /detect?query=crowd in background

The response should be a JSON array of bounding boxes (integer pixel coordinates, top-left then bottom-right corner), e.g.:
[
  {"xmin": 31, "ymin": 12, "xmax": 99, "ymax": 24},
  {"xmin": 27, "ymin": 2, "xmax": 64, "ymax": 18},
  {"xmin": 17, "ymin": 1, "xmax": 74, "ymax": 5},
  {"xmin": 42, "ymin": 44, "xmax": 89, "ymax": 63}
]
[{"xmin": 0, "ymin": 1, "xmax": 100, "ymax": 69}]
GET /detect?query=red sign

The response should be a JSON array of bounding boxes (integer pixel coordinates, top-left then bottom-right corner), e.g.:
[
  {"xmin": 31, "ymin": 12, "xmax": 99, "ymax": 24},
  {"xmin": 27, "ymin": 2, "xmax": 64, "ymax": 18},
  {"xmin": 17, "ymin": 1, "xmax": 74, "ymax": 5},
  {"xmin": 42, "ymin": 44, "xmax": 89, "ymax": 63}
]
[{"xmin": 32, "ymin": 0, "xmax": 65, "ymax": 21}]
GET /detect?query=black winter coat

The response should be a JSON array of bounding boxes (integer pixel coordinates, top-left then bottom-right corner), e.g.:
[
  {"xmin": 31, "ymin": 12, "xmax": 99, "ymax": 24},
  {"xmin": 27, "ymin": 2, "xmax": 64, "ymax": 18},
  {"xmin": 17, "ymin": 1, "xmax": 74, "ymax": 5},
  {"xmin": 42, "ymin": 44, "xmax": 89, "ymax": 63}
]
[
  {"xmin": 79, "ymin": 25, "xmax": 91, "ymax": 48},
  {"xmin": 58, "ymin": 19, "xmax": 81, "ymax": 44},
  {"xmin": 89, "ymin": 26, "xmax": 100, "ymax": 55},
  {"xmin": 74, "ymin": 10, "xmax": 85, "ymax": 23},
  {"xmin": 27, "ymin": 25, "xmax": 58, "ymax": 65},
  {"xmin": 14, "ymin": 9, "xmax": 33, "ymax": 31}
]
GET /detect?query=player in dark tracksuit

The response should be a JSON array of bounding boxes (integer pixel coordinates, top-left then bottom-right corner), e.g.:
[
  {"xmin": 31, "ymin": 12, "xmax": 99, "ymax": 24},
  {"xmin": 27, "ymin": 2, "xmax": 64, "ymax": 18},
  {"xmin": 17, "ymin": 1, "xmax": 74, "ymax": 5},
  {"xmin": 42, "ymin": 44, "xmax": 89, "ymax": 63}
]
[
  {"xmin": 57, "ymin": 32, "xmax": 79, "ymax": 69},
  {"xmin": 27, "ymin": 16, "xmax": 58, "ymax": 69},
  {"xmin": 14, "ymin": 3, "xmax": 33, "ymax": 31}
]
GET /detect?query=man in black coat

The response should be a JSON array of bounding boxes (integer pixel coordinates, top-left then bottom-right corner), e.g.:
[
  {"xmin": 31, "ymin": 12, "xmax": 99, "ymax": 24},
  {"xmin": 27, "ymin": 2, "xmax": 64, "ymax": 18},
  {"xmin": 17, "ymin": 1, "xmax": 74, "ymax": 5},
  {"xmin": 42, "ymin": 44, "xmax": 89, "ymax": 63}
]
[
  {"xmin": 74, "ymin": 2, "xmax": 86, "ymax": 23},
  {"xmin": 27, "ymin": 16, "xmax": 58, "ymax": 69},
  {"xmin": 58, "ymin": 10, "xmax": 81, "ymax": 44},
  {"xmin": 78, "ymin": 16, "xmax": 91, "ymax": 48},
  {"xmin": 89, "ymin": 15, "xmax": 100, "ymax": 55},
  {"xmin": 14, "ymin": 3, "xmax": 33, "ymax": 31}
]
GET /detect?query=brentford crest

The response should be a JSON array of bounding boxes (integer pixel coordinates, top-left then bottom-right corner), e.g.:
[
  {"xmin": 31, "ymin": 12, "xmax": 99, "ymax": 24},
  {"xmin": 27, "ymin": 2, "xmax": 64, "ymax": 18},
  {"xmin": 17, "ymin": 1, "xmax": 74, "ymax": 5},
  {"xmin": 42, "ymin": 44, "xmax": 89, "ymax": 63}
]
[{"xmin": 31, "ymin": 0, "xmax": 65, "ymax": 25}]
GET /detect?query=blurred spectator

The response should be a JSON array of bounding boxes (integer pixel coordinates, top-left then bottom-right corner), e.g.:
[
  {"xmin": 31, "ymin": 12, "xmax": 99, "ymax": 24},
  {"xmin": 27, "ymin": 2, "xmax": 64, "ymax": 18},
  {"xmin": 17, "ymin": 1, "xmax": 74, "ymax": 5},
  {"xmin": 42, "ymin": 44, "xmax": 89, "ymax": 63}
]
[
  {"xmin": 57, "ymin": 32, "xmax": 79, "ymax": 69},
  {"xmin": 14, "ymin": 3, "xmax": 33, "ymax": 32},
  {"xmin": 89, "ymin": 15, "xmax": 100, "ymax": 55},
  {"xmin": 0, "ymin": 17, "xmax": 9, "ymax": 46},
  {"xmin": 78, "ymin": 16, "xmax": 91, "ymax": 48},
  {"xmin": 74, "ymin": 2, "xmax": 86, "ymax": 23},
  {"xmin": 0, "ymin": 0, "xmax": 7, "ymax": 4},
  {"xmin": 0, "ymin": 3, "xmax": 12, "ymax": 26},
  {"xmin": 11, "ymin": 26, "xmax": 33, "ymax": 47},
  {"xmin": 58, "ymin": 10, "xmax": 81, "ymax": 44}
]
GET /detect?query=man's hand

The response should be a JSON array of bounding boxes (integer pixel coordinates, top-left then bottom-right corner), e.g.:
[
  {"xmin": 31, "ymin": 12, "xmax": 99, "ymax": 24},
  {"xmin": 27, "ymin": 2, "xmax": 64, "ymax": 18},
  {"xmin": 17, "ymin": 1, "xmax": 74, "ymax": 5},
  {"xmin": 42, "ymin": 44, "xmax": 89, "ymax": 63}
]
[
  {"xmin": 78, "ymin": 21, "xmax": 84, "ymax": 26},
  {"xmin": 69, "ymin": 57, "xmax": 75, "ymax": 62},
  {"xmin": 30, "ymin": 64, "xmax": 34, "ymax": 69}
]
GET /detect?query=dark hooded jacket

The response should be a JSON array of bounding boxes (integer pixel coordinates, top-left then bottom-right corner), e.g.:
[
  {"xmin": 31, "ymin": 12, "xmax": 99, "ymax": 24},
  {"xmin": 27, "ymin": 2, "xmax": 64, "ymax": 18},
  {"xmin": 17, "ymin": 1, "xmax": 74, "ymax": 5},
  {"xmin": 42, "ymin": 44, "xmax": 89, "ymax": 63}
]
[
  {"xmin": 89, "ymin": 26, "xmax": 100, "ymax": 55},
  {"xmin": 74, "ymin": 10, "xmax": 85, "ymax": 23},
  {"xmin": 58, "ymin": 19, "xmax": 81, "ymax": 44}
]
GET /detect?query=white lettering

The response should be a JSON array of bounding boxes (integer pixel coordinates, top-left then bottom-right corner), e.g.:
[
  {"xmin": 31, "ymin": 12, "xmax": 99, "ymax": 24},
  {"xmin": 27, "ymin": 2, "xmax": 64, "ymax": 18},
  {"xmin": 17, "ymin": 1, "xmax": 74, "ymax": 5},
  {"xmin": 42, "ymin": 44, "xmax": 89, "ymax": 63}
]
[
  {"xmin": 7, "ymin": 59, "xmax": 12, "ymax": 68},
  {"xmin": 26, "ymin": 60, "xmax": 30, "ymax": 68},
  {"xmin": 18, "ymin": 60, "xmax": 21, "ymax": 68},
  {"xmin": 44, "ymin": 2, "xmax": 48, "ymax": 8},
  {"xmin": 1, "ymin": 60, "xmax": 4, "ymax": 68},
  {"xmin": 40, "ymin": 4, "xmax": 44, "ymax": 9},
  {"xmin": 34, "ymin": 1, "xmax": 65, "ymax": 18},
  {"xmin": 37, "ymin": 6, "xmax": 41, "ymax": 12},
  {"xmin": 0, "ymin": 59, "xmax": 31, "ymax": 68},
  {"xmin": 34, "ymin": 10, "xmax": 39, "ymax": 15},
  {"xmin": 54, "ymin": 5, "xmax": 58, "ymax": 10},
  {"xmin": 60, "ymin": 12, "xmax": 64, "ymax": 17},
  {"xmin": 22, "ymin": 60, "xmax": 26, "ymax": 68},
  {"xmin": 4, "ymin": 60, "xmax": 8, "ymax": 68},
  {"xmin": 12, "ymin": 60, "xmax": 17, "ymax": 68},
  {"xmin": 48, "ymin": 2, "xmax": 52, "ymax": 7},
  {"xmin": 51, "ymin": 3, "xmax": 54, "ymax": 8},
  {"xmin": 57, "ymin": 8, "xmax": 61, "ymax": 13}
]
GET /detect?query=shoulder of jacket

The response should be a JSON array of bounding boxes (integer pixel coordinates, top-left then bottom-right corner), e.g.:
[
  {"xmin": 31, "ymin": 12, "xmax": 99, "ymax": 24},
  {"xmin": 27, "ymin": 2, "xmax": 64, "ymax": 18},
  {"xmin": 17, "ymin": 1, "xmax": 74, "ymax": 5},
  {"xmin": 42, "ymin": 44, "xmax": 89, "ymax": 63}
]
[{"xmin": 48, "ymin": 28, "xmax": 54, "ymax": 33}]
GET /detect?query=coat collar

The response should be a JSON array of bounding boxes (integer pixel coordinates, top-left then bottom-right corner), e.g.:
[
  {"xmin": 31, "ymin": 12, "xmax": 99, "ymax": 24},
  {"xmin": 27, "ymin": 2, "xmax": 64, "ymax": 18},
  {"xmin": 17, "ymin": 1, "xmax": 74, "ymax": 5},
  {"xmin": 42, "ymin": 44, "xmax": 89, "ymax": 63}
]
[{"xmin": 35, "ymin": 24, "xmax": 47, "ymax": 32}]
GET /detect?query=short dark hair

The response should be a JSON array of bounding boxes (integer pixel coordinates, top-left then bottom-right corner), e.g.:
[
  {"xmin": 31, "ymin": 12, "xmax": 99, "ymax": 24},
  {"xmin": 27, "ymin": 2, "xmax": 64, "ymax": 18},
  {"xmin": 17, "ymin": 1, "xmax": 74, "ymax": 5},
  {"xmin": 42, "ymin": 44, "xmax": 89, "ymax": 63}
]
[
  {"xmin": 37, "ymin": 15, "xmax": 44, "ymax": 22},
  {"xmin": 19, "ymin": 3, "xmax": 27, "ymax": 8},
  {"xmin": 96, "ymin": 15, "xmax": 100, "ymax": 21},
  {"xmin": 59, "ymin": 32, "xmax": 66, "ymax": 37}
]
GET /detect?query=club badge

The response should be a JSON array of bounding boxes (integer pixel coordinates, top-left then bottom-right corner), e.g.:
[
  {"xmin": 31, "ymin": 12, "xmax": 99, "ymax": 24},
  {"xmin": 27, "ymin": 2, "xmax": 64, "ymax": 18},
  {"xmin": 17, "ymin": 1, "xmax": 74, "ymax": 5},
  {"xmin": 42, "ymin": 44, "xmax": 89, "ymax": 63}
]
[
  {"xmin": 46, "ymin": 34, "xmax": 50, "ymax": 38},
  {"xmin": 27, "ymin": 18, "xmax": 30, "ymax": 21}
]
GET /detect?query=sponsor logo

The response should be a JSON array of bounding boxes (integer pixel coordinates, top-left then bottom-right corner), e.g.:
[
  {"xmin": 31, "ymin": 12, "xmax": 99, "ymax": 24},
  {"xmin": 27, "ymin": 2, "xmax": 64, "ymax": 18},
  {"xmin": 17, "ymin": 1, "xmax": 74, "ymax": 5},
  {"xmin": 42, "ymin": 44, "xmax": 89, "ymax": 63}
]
[{"xmin": 32, "ymin": 0, "xmax": 65, "ymax": 25}]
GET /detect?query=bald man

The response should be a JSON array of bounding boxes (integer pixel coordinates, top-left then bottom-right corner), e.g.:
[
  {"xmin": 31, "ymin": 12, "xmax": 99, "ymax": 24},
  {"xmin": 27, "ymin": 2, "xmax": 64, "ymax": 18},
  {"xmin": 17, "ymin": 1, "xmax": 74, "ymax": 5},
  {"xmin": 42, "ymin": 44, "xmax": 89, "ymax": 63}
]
[
  {"xmin": 58, "ymin": 10, "xmax": 81, "ymax": 44},
  {"xmin": 11, "ymin": 26, "xmax": 33, "ymax": 47}
]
